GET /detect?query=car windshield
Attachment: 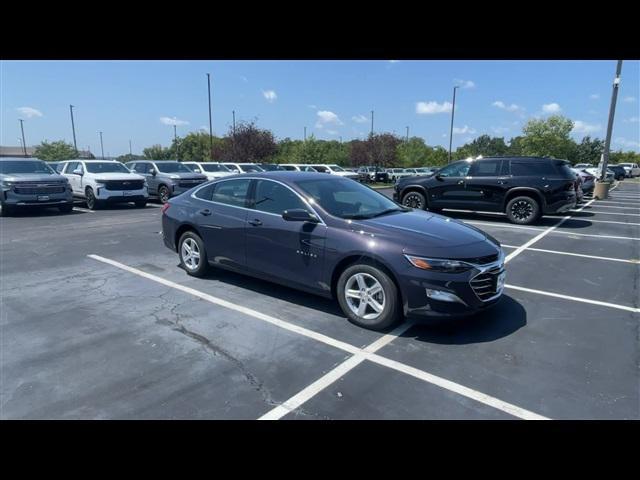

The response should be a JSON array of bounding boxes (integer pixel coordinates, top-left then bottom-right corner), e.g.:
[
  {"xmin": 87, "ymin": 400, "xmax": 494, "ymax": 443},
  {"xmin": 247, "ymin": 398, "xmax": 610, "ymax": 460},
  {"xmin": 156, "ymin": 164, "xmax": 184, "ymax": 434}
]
[
  {"xmin": 201, "ymin": 163, "xmax": 231, "ymax": 172},
  {"xmin": 258, "ymin": 164, "xmax": 281, "ymax": 171},
  {"xmin": 329, "ymin": 165, "xmax": 345, "ymax": 172},
  {"xmin": 240, "ymin": 164, "xmax": 265, "ymax": 172},
  {"xmin": 295, "ymin": 177, "xmax": 406, "ymax": 219},
  {"xmin": 85, "ymin": 162, "xmax": 130, "ymax": 173},
  {"xmin": 156, "ymin": 162, "xmax": 192, "ymax": 173},
  {"xmin": 0, "ymin": 160, "xmax": 55, "ymax": 175},
  {"xmin": 312, "ymin": 165, "xmax": 329, "ymax": 173}
]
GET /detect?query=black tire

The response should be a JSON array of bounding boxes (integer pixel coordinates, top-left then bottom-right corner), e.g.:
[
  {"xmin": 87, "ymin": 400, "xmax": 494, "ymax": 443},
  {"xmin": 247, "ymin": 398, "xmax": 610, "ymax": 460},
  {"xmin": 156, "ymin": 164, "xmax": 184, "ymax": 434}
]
[
  {"xmin": 336, "ymin": 263, "xmax": 401, "ymax": 331},
  {"xmin": 58, "ymin": 203, "xmax": 73, "ymax": 213},
  {"xmin": 401, "ymin": 190, "xmax": 426, "ymax": 210},
  {"xmin": 135, "ymin": 200, "xmax": 147, "ymax": 208},
  {"xmin": 178, "ymin": 231, "xmax": 209, "ymax": 278},
  {"xmin": 506, "ymin": 195, "xmax": 540, "ymax": 225},
  {"xmin": 85, "ymin": 187, "xmax": 100, "ymax": 210},
  {"xmin": 0, "ymin": 203, "xmax": 14, "ymax": 217},
  {"xmin": 158, "ymin": 185, "xmax": 171, "ymax": 204}
]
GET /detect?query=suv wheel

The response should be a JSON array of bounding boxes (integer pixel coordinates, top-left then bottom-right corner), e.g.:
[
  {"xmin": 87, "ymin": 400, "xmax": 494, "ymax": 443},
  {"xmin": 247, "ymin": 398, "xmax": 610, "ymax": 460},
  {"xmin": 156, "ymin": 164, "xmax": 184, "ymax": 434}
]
[
  {"xmin": 158, "ymin": 185, "xmax": 171, "ymax": 204},
  {"xmin": 178, "ymin": 231, "xmax": 209, "ymax": 277},
  {"xmin": 336, "ymin": 263, "xmax": 401, "ymax": 331},
  {"xmin": 506, "ymin": 196, "xmax": 540, "ymax": 225},
  {"xmin": 401, "ymin": 191, "xmax": 426, "ymax": 210},
  {"xmin": 85, "ymin": 187, "xmax": 99, "ymax": 210}
]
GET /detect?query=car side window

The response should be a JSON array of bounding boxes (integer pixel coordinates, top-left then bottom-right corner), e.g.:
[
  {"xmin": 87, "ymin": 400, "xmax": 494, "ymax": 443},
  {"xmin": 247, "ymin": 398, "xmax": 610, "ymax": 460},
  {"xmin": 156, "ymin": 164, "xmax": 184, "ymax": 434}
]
[
  {"xmin": 510, "ymin": 160, "xmax": 557, "ymax": 176},
  {"xmin": 211, "ymin": 179, "xmax": 251, "ymax": 207},
  {"xmin": 437, "ymin": 161, "xmax": 471, "ymax": 177},
  {"xmin": 56, "ymin": 163, "xmax": 66, "ymax": 173},
  {"xmin": 252, "ymin": 180, "xmax": 306, "ymax": 215},
  {"xmin": 194, "ymin": 183, "xmax": 216, "ymax": 201},
  {"xmin": 66, "ymin": 162, "xmax": 78, "ymax": 173},
  {"xmin": 469, "ymin": 160, "xmax": 502, "ymax": 177},
  {"xmin": 136, "ymin": 163, "xmax": 148, "ymax": 174}
]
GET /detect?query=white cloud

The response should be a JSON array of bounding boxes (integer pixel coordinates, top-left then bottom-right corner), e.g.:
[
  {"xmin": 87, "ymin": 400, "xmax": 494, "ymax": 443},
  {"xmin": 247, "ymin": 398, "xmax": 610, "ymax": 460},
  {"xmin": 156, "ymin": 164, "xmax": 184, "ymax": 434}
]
[
  {"xmin": 240, "ymin": 75, "xmax": 248, "ymax": 83},
  {"xmin": 315, "ymin": 110, "xmax": 343, "ymax": 129},
  {"xmin": 623, "ymin": 96, "xmax": 636, "ymax": 103},
  {"xmin": 352, "ymin": 114, "xmax": 368, "ymax": 123},
  {"xmin": 491, "ymin": 126, "xmax": 510, "ymax": 134},
  {"xmin": 16, "ymin": 106, "xmax": 43, "ymax": 118},
  {"xmin": 199, "ymin": 125, "xmax": 210, "ymax": 132},
  {"xmin": 615, "ymin": 137, "xmax": 640, "ymax": 149},
  {"xmin": 572, "ymin": 120, "xmax": 601, "ymax": 135},
  {"xmin": 262, "ymin": 90, "xmax": 277, "ymax": 103},
  {"xmin": 542, "ymin": 103, "xmax": 562, "ymax": 114},
  {"xmin": 325, "ymin": 129, "xmax": 339, "ymax": 135},
  {"xmin": 452, "ymin": 125, "xmax": 476, "ymax": 135},
  {"xmin": 160, "ymin": 116, "xmax": 189, "ymax": 126},
  {"xmin": 455, "ymin": 79, "xmax": 475, "ymax": 89},
  {"xmin": 416, "ymin": 101, "xmax": 452, "ymax": 115},
  {"xmin": 626, "ymin": 117, "xmax": 639, "ymax": 123},
  {"xmin": 589, "ymin": 94, "xmax": 600, "ymax": 100},
  {"xmin": 307, "ymin": 104, "xmax": 317, "ymax": 109},
  {"xmin": 492, "ymin": 101, "xmax": 522, "ymax": 113}
]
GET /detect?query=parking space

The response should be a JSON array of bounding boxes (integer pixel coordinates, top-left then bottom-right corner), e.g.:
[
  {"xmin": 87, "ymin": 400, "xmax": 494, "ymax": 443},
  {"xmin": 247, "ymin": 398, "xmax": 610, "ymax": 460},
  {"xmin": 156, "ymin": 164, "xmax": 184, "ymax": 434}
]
[{"xmin": 1, "ymin": 182, "xmax": 638, "ymax": 419}]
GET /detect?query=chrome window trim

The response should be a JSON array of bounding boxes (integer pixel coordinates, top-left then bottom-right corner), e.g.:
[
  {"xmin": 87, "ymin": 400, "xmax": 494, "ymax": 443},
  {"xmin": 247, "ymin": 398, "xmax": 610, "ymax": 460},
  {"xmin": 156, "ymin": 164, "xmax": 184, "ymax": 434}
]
[{"xmin": 190, "ymin": 177, "xmax": 327, "ymax": 226}]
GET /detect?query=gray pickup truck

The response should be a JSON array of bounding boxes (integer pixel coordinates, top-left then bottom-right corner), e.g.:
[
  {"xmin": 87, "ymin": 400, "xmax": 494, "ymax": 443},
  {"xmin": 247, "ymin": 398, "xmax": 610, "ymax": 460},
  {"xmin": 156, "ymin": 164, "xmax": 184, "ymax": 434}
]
[
  {"xmin": 125, "ymin": 160, "xmax": 208, "ymax": 204},
  {"xmin": 1, "ymin": 158, "xmax": 74, "ymax": 216}
]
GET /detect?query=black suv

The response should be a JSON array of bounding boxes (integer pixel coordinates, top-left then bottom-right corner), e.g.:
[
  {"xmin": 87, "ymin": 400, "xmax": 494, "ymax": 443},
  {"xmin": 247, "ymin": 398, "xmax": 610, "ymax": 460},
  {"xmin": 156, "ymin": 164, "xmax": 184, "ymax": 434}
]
[{"xmin": 393, "ymin": 157, "xmax": 577, "ymax": 225}]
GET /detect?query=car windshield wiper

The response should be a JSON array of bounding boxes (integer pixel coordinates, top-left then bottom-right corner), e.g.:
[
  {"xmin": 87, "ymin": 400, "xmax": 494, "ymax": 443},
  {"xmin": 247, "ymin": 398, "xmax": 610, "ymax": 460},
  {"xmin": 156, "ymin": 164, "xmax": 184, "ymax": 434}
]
[{"xmin": 343, "ymin": 208, "xmax": 407, "ymax": 220}]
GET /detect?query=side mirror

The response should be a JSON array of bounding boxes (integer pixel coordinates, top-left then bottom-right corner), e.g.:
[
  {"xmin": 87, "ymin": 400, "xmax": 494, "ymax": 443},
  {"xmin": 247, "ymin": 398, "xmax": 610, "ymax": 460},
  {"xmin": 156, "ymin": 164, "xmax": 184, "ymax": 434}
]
[
  {"xmin": 193, "ymin": 168, "xmax": 201, "ymax": 173},
  {"xmin": 149, "ymin": 168, "xmax": 157, "ymax": 176},
  {"xmin": 73, "ymin": 168, "xmax": 83, "ymax": 175},
  {"xmin": 435, "ymin": 173, "xmax": 444, "ymax": 180},
  {"xmin": 282, "ymin": 209, "xmax": 318, "ymax": 223}
]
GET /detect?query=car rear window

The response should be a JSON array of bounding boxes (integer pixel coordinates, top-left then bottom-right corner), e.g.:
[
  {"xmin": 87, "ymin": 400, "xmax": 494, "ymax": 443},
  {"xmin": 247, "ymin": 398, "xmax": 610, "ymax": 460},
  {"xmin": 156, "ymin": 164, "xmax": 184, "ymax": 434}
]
[{"xmin": 509, "ymin": 160, "xmax": 558, "ymax": 176}]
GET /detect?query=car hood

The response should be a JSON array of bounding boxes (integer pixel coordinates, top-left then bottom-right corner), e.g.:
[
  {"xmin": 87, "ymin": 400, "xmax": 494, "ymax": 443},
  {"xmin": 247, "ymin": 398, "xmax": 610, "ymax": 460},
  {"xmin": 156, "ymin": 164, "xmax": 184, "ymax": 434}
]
[
  {"xmin": 162, "ymin": 172, "xmax": 208, "ymax": 180},
  {"xmin": 89, "ymin": 172, "xmax": 145, "ymax": 181},
  {"xmin": 349, "ymin": 209, "xmax": 501, "ymax": 257},
  {"xmin": 0, "ymin": 173, "xmax": 68, "ymax": 183}
]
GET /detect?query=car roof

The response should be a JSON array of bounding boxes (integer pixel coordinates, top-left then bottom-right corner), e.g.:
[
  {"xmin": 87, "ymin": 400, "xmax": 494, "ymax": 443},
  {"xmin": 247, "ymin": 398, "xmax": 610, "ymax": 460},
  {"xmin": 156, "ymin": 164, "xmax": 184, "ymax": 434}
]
[{"xmin": 216, "ymin": 171, "xmax": 347, "ymax": 181}]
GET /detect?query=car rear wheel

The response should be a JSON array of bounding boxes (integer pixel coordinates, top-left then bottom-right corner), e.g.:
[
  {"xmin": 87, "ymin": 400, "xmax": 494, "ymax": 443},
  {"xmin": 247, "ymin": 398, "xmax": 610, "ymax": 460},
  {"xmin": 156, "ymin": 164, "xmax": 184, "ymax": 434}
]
[
  {"xmin": 178, "ymin": 231, "xmax": 209, "ymax": 277},
  {"xmin": 401, "ymin": 191, "xmax": 426, "ymax": 210},
  {"xmin": 506, "ymin": 196, "xmax": 540, "ymax": 225},
  {"xmin": 337, "ymin": 264, "xmax": 401, "ymax": 331},
  {"xmin": 158, "ymin": 185, "xmax": 171, "ymax": 204}
]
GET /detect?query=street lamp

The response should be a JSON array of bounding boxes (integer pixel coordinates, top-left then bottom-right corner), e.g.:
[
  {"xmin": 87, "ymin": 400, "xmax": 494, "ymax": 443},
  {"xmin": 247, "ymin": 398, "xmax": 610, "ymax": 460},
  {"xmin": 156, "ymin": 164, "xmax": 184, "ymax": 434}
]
[
  {"xmin": 448, "ymin": 86, "xmax": 459, "ymax": 164},
  {"xmin": 99, "ymin": 131, "xmax": 104, "ymax": 159},
  {"xmin": 70, "ymin": 105, "xmax": 78, "ymax": 157},
  {"xmin": 19, "ymin": 119, "xmax": 27, "ymax": 156}
]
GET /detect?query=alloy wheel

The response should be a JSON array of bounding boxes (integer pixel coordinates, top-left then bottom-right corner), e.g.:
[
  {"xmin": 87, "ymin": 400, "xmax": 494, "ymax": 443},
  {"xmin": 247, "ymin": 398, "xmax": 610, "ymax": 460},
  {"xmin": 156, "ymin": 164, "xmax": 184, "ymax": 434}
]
[
  {"xmin": 181, "ymin": 238, "xmax": 201, "ymax": 271},
  {"xmin": 403, "ymin": 193, "xmax": 423, "ymax": 209},
  {"xmin": 510, "ymin": 200, "xmax": 534, "ymax": 221},
  {"xmin": 344, "ymin": 273, "xmax": 385, "ymax": 320}
]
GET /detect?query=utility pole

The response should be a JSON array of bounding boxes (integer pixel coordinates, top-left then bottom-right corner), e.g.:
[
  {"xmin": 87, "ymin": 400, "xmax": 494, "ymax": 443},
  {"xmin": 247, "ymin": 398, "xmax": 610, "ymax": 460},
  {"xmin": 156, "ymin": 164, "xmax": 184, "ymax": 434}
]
[
  {"xmin": 304, "ymin": 126, "xmax": 307, "ymax": 141},
  {"xmin": 370, "ymin": 110, "xmax": 374, "ymax": 137},
  {"xmin": 129, "ymin": 139, "xmax": 133, "ymax": 158},
  {"xmin": 600, "ymin": 60, "xmax": 623, "ymax": 182},
  {"xmin": 207, "ymin": 73, "xmax": 214, "ymax": 160},
  {"xmin": 448, "ymin": 86, "xmax": 459, "ymax": 164},
  {"xmin": 99, "ymin": 131, "xmax": 104, "ymax": 159},
  {"xmin": 232, "ymin": 110, "xmax": 236, "ymax": 137},
  {"xmin": 19, "ymin": 119, "xmax": 27, "ymax": 156},
  {"xmin": 173, "ymin": 124, "xmax": 179, "ymax": 160},
  {"xmin": 69, "ymin": 105, "xmax": 78, "ymax": 157},
  {"xmin": 406, "ymin": 126, "xmax": 409, "ymax": 142}
]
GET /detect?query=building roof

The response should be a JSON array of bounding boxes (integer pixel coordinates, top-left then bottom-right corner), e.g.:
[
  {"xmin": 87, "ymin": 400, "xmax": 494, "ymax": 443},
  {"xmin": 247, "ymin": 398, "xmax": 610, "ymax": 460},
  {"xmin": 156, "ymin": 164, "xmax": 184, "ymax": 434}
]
[{"xmin": 0, "ymin": 146, "xmax": 94, "ymax": 159}]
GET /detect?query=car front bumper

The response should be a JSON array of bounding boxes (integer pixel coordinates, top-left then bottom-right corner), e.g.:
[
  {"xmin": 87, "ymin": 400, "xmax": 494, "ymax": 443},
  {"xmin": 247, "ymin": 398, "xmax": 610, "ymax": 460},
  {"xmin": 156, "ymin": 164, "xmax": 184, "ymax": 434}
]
[
  {"xmin": 2, "ymin": 188, "xmax": 73, "ymax": 207},
  {"xmin": 95, "ymin": 187, "xmax": 148, "ymax": 202}
]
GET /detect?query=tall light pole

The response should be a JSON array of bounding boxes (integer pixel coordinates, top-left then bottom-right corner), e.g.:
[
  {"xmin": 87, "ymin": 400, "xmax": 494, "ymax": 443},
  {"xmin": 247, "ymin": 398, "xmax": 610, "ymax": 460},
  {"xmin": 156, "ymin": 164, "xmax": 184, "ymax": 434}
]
[
  {"xmin": 406, "ymin": 126, "xmax": 409, "ymax": 142},
  {"xmin": 173, "ymin": 124, "xmax": 179, "ymax": 160},
  {"xmin": 232, "ymin": 110, "xmax": 236, "ymax": 137},
  {"xmin": 370, "ymin": 110, "xmax": 374, "ymax": 137},
  {"xmin": 129, "ymin": 139, "xmax": 133, "ymax": 158},
  {"xmin": 99, "ymin": 131, "xmax": 104, "ymax": 160},
  {"xmin": 304, "ymin": 126, "xmax": 307, "ymax": 141},
  {"xmin": 600, "ymin": 60, "xmax": 623, "ymax": 182},
  {"xmin": 19, "ymin": 119, "xmax": 27, "ymax": 156},
  {"xmin": 207, "ymin": 73, "xmax": 214, "ymax": 160},
  {"xmin": 69, "ymin": 105, "xmax": 78, "ymax": 157},
  {"xmin": 448, "ymin": 86, "xmax": 459, "ymax": 164}
]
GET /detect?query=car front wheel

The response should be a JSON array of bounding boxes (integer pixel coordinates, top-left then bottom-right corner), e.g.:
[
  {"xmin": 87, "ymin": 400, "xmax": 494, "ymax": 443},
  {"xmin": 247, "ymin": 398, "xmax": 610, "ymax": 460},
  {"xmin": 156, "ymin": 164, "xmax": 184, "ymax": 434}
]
[
  {"xmin": 506, "ymin": 196, "xmax": 540, "ymax": 225},
  {"xmin": 178, "ymin": 231, "xmax": 209, "ymax": 277},
  {"xmin": 401, "ymin": 191, "xmax": 426, "ymax": 210},
  {"xmin": 158, "ymin": 185, "xmax": 171, "ymax": 204},
  {"xmin": 85, "ymin": 187, "xmax": 99, "ymax": 210},
  {"xmin": 337, "ymin": 263, "xmax": 400, "ymax": 331}
]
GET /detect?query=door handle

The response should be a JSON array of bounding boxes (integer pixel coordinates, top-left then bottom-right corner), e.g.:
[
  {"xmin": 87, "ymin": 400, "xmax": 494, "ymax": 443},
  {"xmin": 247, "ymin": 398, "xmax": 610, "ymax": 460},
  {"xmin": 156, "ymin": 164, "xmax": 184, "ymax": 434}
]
[
  {"xmin": 197, "ymin": 209, "xmax": 212, "ymax": 216},
  {"xmin": 498, "ymin": 180, "xmax": 509, "ymax": 185},
  {"xmin": 248, "ymin": 219, "xmax": 262, "ymax": 226},
  {"xmin": 457, "ymin": 180, "xmax": 465, "ymax": 185}
]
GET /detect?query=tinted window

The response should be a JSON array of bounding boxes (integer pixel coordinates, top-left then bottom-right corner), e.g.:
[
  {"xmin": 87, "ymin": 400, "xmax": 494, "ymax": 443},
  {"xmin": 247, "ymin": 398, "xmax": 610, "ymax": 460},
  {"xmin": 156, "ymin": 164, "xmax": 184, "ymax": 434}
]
[
  {"xmin": 65, "ymin": 162, "xmax": 79, "ymax": 173},
  {"xmin": 155, "ymin": 162, "xmax": 191, "ymax": 173},
  {"xmin": 55, "ymin": 163, "xmax": 65, "ymax": 173},
  {"xmin": 85, "ymin": 162, "xmax": 130, "ymax": 173},
  {"xmin": 437, "ymin": 161, "xmax": 472, "ymax": 177},
  {"xmin": 201, "ymin": 163, "xmax": 230, "ymax": 172},
  {"xmin": 253, "ymin": 180, "xmax": 306, "ymax": 215},
  {"xmin": 0, "ymin": 160, "xmax": 55, "ymax": 174},
  {"xmin": 239, "ymin": 164, "xmax": 264, "ymax": 173},
  {"xmin": 280, "ymin": 165, "xmax": 297, "ymax": 171},
  {"xmin": 211, "ymin": 179, "xmax": 250, "ymax": 207},
  {"xmin": 194, "ymin": 183, "xmax": 216, "ymax": 201},
  {"xmin": 470, "ymin": 160, "xmax": 502, "ymax": 177},
  {"xmin": 312, "ymin": 165, "xmax": 329, "ymax": 173},
  {"xmin": 510, "ymin": 160, "xmax": 557, "ymax": 176}
]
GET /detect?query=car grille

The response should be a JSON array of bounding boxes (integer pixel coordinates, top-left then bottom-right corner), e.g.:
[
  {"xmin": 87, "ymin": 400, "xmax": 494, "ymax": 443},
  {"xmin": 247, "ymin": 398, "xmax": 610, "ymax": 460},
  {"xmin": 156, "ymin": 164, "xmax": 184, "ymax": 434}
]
[
  {"xmin": 104, "ymin": 180, "xmax": 145, "ymax": 191},
  {"xmin": 178, "ymin": 180, "xmax": 205, "ymax": 188},
  {"xmin": 14, "ymin": 183, "xmax": 66, "ymax": 195},
  {"xmin": 460, "ymin": 253, "xmax": 499, "ymax": 265},
  {"xmin": 470, "ymin": 267, "xmax": 504, "ymax": 301}
]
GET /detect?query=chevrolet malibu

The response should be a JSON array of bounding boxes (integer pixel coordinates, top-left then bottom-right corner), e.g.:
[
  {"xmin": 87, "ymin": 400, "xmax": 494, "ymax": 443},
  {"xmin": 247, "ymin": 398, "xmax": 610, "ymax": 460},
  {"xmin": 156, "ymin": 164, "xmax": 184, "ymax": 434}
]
[{"xmin": 161, "ymin": 172, "xmax": 505, "ymax": 330}]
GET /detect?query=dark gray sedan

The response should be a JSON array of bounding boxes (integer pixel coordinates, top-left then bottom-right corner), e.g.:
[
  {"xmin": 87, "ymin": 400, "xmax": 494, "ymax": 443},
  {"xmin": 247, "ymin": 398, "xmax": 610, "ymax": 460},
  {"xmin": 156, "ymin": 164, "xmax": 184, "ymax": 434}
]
[{"xmin": 161, "ymin": 172, "xmax": 505, "ymax": 330}]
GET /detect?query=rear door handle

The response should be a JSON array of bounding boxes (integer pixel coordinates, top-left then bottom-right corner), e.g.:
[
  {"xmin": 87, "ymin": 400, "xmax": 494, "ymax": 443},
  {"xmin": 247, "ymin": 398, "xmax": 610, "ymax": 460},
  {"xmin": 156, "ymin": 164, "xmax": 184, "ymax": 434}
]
[
  {"xmin": 498, "ymin": 180, "xmax": 508, "ymax": 185},
  {"xmin": 197, "ymin": 209, "xmax": 212, "ymax": 216},
  {"xmin": 248, "ymin": 219, "xmax": 262, "ymax": 226}
]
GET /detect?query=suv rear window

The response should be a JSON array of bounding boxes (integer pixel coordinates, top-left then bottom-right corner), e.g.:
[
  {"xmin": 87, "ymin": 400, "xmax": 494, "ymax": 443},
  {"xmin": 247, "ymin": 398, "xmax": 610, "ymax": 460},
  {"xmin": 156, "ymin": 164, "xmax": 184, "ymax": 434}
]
[
  {"xmin": 509, "ymin": 160, "xmax": 557, "ymax": 176},
  {"xmin": 470, "ymin": 160, "xmax": 502, "ymax": 177}
]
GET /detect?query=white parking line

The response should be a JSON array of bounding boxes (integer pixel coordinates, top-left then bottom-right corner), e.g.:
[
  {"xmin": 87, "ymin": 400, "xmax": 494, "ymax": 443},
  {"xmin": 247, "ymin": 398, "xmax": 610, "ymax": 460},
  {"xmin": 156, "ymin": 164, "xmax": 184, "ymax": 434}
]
[
  {"xmin": 88, "ymin": 253, "xmax": 549, "ymax": 421},
  {"xmin": 566, "ymin": 218, "xmax": 640, "ymax": 226},
  {"xmin": 501, "ymin": 245, "xmax": 640, "ymax": 264},
  {"xmin": 72, "ymin": 207, "xmax": 96, "ymax": 213},
  {"xmin": 593, "ymin": 201, "xmax": 640, "ymax": 206},
  {"xmin": 466, "ymin": 221, "xmax": 640, "ymax": 240},
  {"xmin": 505, "ymin": 284, "xmax": 640, "ymax": 313},
  {"xmin": 573, "ymin": 210, "xmax": 640, "ymax": 216},
  {"xmin": 582, "ymin": 205, "xmax": 640, "ymax": 210}
]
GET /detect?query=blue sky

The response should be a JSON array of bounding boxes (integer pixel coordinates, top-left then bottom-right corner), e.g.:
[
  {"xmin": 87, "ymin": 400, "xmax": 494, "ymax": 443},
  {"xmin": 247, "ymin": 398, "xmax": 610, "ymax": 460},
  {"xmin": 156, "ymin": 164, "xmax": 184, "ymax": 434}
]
[{"xmin": 2, "ymin": 60, "xmax": 639, "ymax": 156}]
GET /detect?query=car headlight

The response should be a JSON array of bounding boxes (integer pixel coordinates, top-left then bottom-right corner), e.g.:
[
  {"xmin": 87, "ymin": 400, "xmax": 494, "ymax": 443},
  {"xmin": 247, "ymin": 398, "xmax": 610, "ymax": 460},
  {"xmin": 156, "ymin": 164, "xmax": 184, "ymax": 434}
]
[
  {"xmin": 404, "ymin": 255, "xmax": 474, "ymax": 273},
  {"xmin": 2, "ymin": 181, "xmax": 15, "ymax": 188},
  {"xmin": 170, "ymin": 175, "xmax": 180, "ymax": 179}
]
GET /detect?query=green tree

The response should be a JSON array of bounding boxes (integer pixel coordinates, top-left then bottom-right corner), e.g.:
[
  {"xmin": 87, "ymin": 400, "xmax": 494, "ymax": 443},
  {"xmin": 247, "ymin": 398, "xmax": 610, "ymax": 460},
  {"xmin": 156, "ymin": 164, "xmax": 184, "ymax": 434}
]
[
  {"xmin": 33, "ymin": 140, "xmax": 77, "ymax": 161},
  {"xmin": 212, "ymin": 121, "xmax": 278, "ymax": 163},
  {"xmin": 143, "ymin": 144, "xmax": 173, "ymax": 160},
  {"xmin": 573, "ymin": 136, "xmax": 604, "ymax": 165},
  {"xmin": 454, "ymin": 135, "xmax": 509, "ymax": 159},
  {"xmin": 116, "ymin": 153, "xmax": 145, "ymax": 163},
  {"xmin": 519, "ymin": 115, "xmax": 575, "ymax": 159},
  {"xmin": 610, "ymin": 150, "xmax": 640, "ymax": 164}
]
